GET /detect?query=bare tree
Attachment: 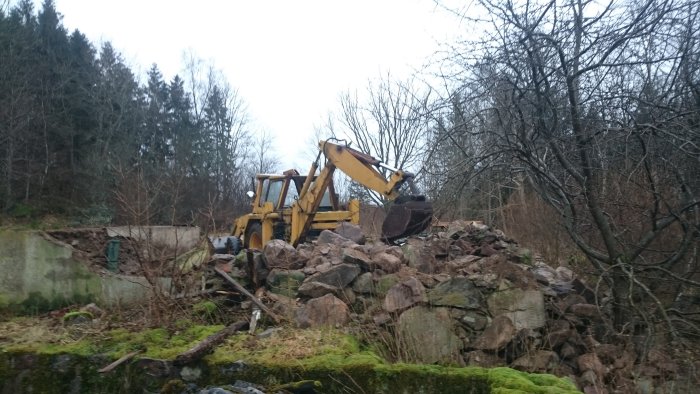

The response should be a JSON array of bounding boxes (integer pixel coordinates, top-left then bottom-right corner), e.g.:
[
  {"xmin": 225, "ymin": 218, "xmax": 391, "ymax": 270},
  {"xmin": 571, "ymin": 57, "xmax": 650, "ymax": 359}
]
[
  {"xmin": 338, "ymin": 73, "xmax": 433, "ymax": 205},
  {"xmin": 250, "ymin": 129, "xmax": 280, "ymax": 174},
  {"xmin": 441, "ymin": 0, "xmax": 700, "ymax": 344}
]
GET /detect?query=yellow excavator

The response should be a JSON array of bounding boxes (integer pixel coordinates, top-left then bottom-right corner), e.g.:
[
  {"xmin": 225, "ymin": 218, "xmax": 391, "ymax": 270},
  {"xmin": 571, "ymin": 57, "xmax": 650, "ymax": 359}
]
[{"xmin": 218, "ymin": 139, "xmax": 432, "ymax": 253}]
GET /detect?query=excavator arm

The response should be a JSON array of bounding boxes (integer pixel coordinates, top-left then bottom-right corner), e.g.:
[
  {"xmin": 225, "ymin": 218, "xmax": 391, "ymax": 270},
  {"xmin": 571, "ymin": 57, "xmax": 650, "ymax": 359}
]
[
  {"xmin": 320, "ymin": 140, "xmax": 412, "ymax": 201},
  {"xmin": 289, "ymin": 140, "xmax": 432, "ymax": 246}
]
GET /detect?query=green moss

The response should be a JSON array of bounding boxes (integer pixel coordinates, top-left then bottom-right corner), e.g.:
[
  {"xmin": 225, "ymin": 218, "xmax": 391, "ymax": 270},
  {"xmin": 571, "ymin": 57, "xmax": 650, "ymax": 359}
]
[
  {"xmin": 205, "ymin": 329, "xmax": 578, "ymax": 393},
  {"xmin": 488, "ymin": 368, "xmax": 578, "ymax": 393},
  {"xmin": 0, "ymin": 321, "xmax": 580, "ymax": 393},
  {"xmin": 431, "ymin": 292, "xmax": 466, "ymax": 306},
  {"xmin": 193, "ymin": 301, "xmax": 218, "ymax": 322},
  {"xmin": 15, "ymin": 291, "xmax": 96, "ymax": 315},
  {"xmin": 375, "ymin": 274, "xmax": 400, "ymax": 296},
  {"xmin": 103, "ymin": 324, "xmax": 224, "ymax": 359},
  {"xmin": 267, "ymin": 270, "xmax": 305, "ymax": 298},
  {"xmin": 62, "ymin": 310, "xmax": 93, "ymax": 322}
]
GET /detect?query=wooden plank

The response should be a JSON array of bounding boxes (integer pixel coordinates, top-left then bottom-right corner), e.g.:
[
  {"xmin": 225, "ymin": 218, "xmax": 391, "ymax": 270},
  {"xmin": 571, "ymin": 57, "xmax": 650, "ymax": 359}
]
[
  {"xmin": 213, "ymin": 266, "xmax": 284, "ymax": 324},
  {"xmin": 98, "ymin": 350, "xmax": 142, "ymax": 373},
  {"xmin": 173, "ymin": 320, "xmax": 248, "ymax": 366}
]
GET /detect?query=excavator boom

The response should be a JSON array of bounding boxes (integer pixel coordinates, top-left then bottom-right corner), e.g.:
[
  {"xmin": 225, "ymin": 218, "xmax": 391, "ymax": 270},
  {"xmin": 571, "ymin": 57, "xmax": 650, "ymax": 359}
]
[{"xmin": 319, "ymin": 140, "xmax": 433, "ymax": 241}]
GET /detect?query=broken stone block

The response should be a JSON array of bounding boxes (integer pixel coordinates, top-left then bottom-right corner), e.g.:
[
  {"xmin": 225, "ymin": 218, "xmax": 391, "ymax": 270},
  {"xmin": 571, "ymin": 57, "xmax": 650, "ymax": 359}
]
[
  {"xmin": 460, "ymin": 311, "xmax": 489, "ymax": 331},
  {"xmin": 569, "ymin": 303, "xmax": 600, "ymax": 319},
  {"xmin": 473, "ymin": 315, "xmax": 516, "ymax": 351},
  {"xmin": 295, "ymin": 294, "xmax": 350, "ymax": 328},
  {"xmin": 352, "ymin": 272, "xmax": 374, "ymax": 294},
  {"xmin": 577, "ymin": 353, "xmax": 605, "ymax": 379},
  {"xmin": 307, "ymin": 263, "xmax": 360, "ymax": 288},
  {"xmin": 263, "ymin": 240, "xmax": 301, "ymax": 269},
  {"xmin": 401, "ymin": 240, "xmax": 437, "ymax": 274},
  {"xmin": 298, "ymin": 281, "xmax": 338, "ymax": 298},
  {"xmin": 464, "ymin": 350, "xmax": 504, "ymax": 367},
  {"xmin": 559, "ymin": 343, "xmax": 579, "ymax": 360},
  {"xmin": 317, "ymin": 230, "xmax": 353, "ymax": 246},
  {"xmin": 333, "ymin": 222, "xmax": 366, "ymax": 245},
  {"xmin": 487, "ymin": 288, "xmax": 546, "ymax": 330},
  {"xmin": 512, "ymin": 350, "xmax": 560, "ymax": 372},
  {"xmin": 397, "ymin": 306, "xmax": 463, "ymax": 364},
  {"xmin": 555, "ymin": 294, "xmax": 588, "ymax": 314},
  {"xmin": 372, "ymin": 252, "xmax": 402, "ymax": 273},
  {"xmin": 374, "ymin": 273, "xmax": 401, "ymax": 297},
  {"xmin": 341, "ymin": 248, "xmax": 372, "ymax": 269},
  {"xmin": 383, "ymin": 277, "xmax": 427, "ymax": 313},
  {"xmin": 267, "ymin": 292, "xmax": 300, "ymax": 320},
  {"xmin": 427, "ymin": 277, "xmax": 483, "ymax": 309}
]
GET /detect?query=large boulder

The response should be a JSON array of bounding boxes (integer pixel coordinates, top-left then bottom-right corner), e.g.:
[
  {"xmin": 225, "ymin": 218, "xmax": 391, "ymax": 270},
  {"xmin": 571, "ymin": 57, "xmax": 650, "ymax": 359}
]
[
  {"xmin": 427, "ymin": 277, "xmax": 483, "ymax": 309},
  {"xmin": 352, "ymin": 272, "xmax": 374, "ymax": 294},
  {"xmin": 487, "ymin": 288, "xmax": 546, "ymax": 330},
  {"xmin": 512, "ymin": 350, "xmax": 560, "ymax": 372},
  {"xmin": 459, "ymin": 311, "xmax": 489, "ymax": 331},
  {"xmin": 333, "ymin": 222, "xmax": 366, "ymax": 245},
  {"xmin": 263, "ymin": 240, "xmax": 301, "ymax": 269},
  {"xmin": 383, "ymin": 277, "xmax": 426, "ymax": 313},
  {"xmin": 295, "ymin": 294, "xmax": 350, "ymax": 328},
  {"xmin": 297, "ymin": 281, "xmax": 339, "ymax": 298},
  {"xmin": 341, "ymin": 248, "xmax": 372, "ymax": 269},
  {"xmin": 267, "ymin": 292, "xmax": 300, "ymax": 321},
  {"xmin": 371, "ymin": 252, "xmax": 402, "ymax": 273},
  {"xmin": 317, "ymin": 230, "xmax": 353, "ymax": 246},
  {"xmin": 397, "ymin": 306, "xmax": 463, "ymax": 364},
  {"xmin": 473, "ymin": 315, "xmax": 516, "ymax": 351},
  {"xmin": 401, "ymin": 239, "xmax": 437, "ymax": 274},
  {"xmin": 344, "ymin": 247, "xmax": 402, "ymax": 274},
  {"xmin": 464, "ymin": 350, "xmax": 504, "ymax": 368},
  {"xmin": 307, "ymin": 263, "xmax": 361, "ymax": 289}
]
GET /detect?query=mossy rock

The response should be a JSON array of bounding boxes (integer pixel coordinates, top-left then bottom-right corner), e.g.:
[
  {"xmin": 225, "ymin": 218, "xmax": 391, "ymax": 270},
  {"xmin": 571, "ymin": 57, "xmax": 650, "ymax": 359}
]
[{"xmin": 62, "ymin": 311, "xmax": 93, "ymax": 325}]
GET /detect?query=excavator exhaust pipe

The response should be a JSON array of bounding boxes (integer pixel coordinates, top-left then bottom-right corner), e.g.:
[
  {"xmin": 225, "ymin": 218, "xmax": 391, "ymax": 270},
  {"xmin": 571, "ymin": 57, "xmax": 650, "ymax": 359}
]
[{"xmin": 381, "ymin": 196, "xmax": 433, "ymax": 242}]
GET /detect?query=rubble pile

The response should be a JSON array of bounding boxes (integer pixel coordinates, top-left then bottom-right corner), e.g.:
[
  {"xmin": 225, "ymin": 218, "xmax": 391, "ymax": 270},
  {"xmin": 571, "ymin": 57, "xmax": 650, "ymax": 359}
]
[
  {"xmin": 210, "ymin": 221, "xmax": 681, "ymax": 393},
  {"xmin": 46, "ymin": 228, "xmax": 143, "ymax": 274}
]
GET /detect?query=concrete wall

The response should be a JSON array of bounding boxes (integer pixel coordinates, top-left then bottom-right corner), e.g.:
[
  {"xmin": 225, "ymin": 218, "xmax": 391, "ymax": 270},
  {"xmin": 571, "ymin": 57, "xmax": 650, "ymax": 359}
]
[
  {"xmin": 106, "ymin": 226, "xmax": 200, "ymax": 250},
  {"xmin": 0, "ymin": 230, "xmax": 171, "ymax": 309}
]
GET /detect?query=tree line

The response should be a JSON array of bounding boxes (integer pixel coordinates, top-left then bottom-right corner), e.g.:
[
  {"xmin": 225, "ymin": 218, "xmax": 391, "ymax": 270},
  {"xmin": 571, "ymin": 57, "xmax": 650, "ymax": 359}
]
[{"xmin": 0, "ymin": 0, "xmax": 278, "ymax": 228}]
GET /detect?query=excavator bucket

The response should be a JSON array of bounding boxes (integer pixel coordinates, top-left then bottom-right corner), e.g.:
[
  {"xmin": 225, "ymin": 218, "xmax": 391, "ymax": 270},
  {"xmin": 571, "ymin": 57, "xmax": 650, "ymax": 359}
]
[{"xmin": 381, "ymin": 198, "xmax": 433, "ymax": 242}]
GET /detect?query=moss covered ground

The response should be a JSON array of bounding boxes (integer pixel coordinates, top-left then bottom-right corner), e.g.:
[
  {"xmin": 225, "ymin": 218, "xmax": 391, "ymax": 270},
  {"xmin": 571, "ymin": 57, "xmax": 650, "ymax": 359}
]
[{"xmin": 0, "ymin": 316, "xmax": 580, "ymax": 393}]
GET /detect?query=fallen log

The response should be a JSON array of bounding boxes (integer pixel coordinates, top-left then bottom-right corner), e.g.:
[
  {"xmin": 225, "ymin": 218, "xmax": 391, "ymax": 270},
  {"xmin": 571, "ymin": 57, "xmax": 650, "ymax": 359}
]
[
  {"xmin": 213, "ymin": 266, "xmax": 284, "ymax": 323},
  {"xmin": 173, "ymin": 320, "xmax": 248, "ymax": 366},
  {"xmin": 98, "ymin": 350, "xmax": 142, "ymax": 373}
]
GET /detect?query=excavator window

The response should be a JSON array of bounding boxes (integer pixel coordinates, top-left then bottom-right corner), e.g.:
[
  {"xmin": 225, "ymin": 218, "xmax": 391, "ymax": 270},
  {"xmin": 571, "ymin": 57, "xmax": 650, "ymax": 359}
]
[
  {"xmin": 283, "ymin": 181, "xmax": 299, "ymax": 207},
  {"xmin": 258, "ymin": 179, "xmax": 269, "ymax": 207},
  {"xmin": 265, "ymin": 180, "xmax": 284, "ymax": 206},
  {"xmin": 318, "ymin": 187, "xmax": 333, "ymax": 211}
]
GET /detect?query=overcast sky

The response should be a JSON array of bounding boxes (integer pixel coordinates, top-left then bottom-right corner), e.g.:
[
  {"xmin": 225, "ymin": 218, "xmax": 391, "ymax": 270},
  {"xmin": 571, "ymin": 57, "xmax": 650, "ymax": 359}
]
[{"xmin": 42, "ymin": 0, "xmax": 462, "ymax": 169}]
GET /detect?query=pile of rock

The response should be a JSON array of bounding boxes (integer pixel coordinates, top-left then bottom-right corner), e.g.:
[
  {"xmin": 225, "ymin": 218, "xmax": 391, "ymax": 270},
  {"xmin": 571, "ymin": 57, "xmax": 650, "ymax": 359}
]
[{"xmin": 210, "ymin": 221, "xmax": 680, "ymax": 393}]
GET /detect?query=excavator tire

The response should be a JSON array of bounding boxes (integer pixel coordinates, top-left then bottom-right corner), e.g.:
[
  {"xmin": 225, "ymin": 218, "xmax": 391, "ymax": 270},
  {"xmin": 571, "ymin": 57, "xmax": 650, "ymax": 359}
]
[
  {"xmin": 245, "ymin": 222, "xmax": 263, "ymax": 250},
  {"xmin": 381, "ymin": 197, "xmax": 433, "ymax": 242}
]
